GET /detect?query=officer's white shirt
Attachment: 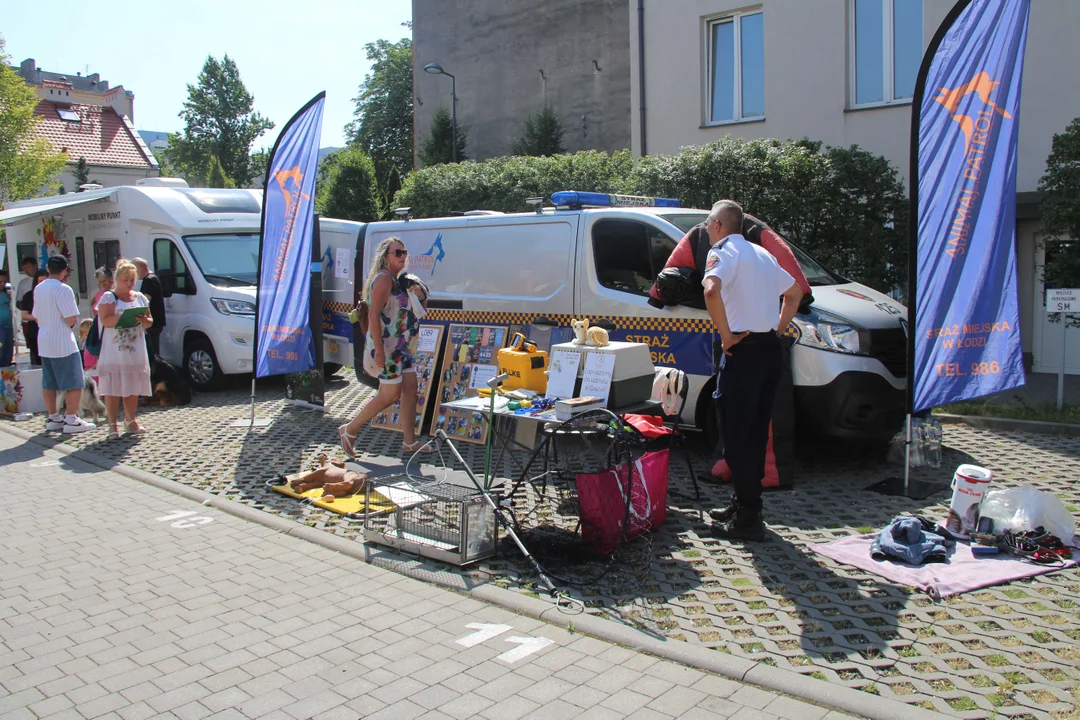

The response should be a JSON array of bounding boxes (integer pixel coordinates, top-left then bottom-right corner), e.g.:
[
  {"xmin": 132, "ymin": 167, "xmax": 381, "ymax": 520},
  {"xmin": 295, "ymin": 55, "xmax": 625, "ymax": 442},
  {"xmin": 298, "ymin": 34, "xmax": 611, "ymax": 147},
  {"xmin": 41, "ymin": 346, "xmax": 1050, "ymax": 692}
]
[{"xmin": 702, "ymin": 233, "xmax": 796, "ymax": 333}]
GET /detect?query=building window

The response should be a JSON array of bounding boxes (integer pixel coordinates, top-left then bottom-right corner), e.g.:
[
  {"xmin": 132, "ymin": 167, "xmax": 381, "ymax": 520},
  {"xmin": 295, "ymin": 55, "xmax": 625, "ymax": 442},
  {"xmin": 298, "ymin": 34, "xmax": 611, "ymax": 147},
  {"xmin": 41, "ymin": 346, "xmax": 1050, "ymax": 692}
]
[
  {"xmin": 56, "ymin": 107, "xmax": 80, "ymax": 122},
  {"xmin": 706, "ymin": 9, "xmax": 765, "ymax": 125},
  {"xmin": 851, "ymin": 0, "xmax": 923, "ymax": 107}
]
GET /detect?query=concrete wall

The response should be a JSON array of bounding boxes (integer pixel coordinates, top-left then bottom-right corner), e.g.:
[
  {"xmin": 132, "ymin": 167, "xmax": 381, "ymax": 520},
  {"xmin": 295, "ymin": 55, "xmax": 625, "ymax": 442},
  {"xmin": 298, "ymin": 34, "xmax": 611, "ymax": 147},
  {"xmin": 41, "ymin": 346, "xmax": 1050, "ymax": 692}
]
[
  {"xmin": 412, "ymin": 0, "xmax": 632, "ymax": 165},
  {"xmin": 631, "ymin": 0, "xmax": 1080, "ymax": 193}
]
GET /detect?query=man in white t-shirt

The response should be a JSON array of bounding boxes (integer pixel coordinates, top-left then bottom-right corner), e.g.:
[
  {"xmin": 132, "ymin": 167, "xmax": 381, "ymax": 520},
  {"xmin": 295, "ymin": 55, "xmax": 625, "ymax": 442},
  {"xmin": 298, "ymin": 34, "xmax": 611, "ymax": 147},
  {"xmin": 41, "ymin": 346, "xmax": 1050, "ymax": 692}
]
[
  {"xmin": 702, "ymin": 200, "xmax": 803, "ymax": 540},
  {"xmin": 35, "ymin": 255, "xmax": 95, "ymax": 433}
]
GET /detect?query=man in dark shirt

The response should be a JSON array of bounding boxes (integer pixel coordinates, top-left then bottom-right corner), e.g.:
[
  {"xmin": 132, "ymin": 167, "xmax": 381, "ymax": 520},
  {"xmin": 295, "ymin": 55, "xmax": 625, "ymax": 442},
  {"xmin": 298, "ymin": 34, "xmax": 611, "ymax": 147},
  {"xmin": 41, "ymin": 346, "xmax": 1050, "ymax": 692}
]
[{"xmin": 133, "ymin": 258, "xmax": 166, "ymax": 360}]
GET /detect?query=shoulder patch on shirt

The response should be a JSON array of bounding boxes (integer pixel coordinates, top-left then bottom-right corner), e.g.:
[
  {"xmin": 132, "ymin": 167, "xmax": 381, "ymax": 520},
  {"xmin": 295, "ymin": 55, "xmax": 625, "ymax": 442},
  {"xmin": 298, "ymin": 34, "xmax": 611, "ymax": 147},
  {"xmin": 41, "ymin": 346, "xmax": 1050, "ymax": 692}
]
[{"xmin": 705, "ymin": 253, "xmax": 719, "ymax": 271}]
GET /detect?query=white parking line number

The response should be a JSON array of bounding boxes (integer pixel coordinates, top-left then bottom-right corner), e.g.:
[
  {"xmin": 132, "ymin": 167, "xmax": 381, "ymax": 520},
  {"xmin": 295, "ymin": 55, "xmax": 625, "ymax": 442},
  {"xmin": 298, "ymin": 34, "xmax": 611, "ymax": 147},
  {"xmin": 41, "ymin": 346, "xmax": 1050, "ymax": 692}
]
[
  {"xmin": 156, "ymin": 509, "xmax": 214, "ymax": 528},
  {"xmin": 454, "ymin": 623, "xmax": 553, "ymax": 663}
]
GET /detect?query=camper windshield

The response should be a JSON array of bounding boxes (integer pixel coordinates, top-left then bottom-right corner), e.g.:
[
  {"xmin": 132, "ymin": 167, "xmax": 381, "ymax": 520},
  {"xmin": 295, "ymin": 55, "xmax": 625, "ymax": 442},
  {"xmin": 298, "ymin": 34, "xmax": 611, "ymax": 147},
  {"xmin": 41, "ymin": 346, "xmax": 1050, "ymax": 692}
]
[
  {"xmin": 656, "ymin": 212, "xmax": 840, "ymax": 287},
  {"xmin": 183, "ymin": 234, "xmax": 259, "ymax": 286}
]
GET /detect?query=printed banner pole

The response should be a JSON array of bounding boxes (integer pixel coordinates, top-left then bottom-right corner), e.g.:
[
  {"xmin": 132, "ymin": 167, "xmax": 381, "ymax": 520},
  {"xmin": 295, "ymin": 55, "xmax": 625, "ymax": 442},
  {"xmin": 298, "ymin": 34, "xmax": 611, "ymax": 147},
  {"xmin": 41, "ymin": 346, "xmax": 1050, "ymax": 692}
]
[
  {"xmin": 246, "ymin": 91, "xmax": 326, "ymax": 427},
  {"xmin": 894, "ymin": 0, "xmax": 1030, "ymax": 496}
]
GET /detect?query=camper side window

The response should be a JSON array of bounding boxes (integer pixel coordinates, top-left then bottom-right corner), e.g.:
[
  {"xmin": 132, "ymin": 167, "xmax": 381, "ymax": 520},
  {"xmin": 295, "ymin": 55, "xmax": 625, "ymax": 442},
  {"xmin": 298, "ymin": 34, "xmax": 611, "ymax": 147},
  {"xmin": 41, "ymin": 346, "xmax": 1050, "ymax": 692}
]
[
  {"xmin": 93, "ymin": 240, "xmax": 120, "ymax": 272},
  {"xmin": 154, "ymin": 238, "xmax": 194, "ymax": 295},
  {"xmin": 591, "ymin": 220, "xmax": 676, "ymax": 297}
]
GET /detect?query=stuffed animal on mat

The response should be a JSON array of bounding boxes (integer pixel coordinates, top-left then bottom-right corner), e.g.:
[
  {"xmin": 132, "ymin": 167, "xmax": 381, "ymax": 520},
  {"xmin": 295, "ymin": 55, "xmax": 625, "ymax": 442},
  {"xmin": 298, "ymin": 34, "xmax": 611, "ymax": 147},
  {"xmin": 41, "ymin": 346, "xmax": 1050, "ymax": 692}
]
[{"xmin": 571, "ymin": 317, "xmax": 610, "ymax": 347}]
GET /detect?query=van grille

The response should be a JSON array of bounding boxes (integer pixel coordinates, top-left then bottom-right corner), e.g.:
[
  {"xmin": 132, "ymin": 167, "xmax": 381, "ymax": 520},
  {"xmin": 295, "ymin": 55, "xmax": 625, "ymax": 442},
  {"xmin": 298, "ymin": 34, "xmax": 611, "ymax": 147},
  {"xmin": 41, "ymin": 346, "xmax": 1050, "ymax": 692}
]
[{"xmin": 868, "ymin": 328, "xmax": 907, "ymax": 378}]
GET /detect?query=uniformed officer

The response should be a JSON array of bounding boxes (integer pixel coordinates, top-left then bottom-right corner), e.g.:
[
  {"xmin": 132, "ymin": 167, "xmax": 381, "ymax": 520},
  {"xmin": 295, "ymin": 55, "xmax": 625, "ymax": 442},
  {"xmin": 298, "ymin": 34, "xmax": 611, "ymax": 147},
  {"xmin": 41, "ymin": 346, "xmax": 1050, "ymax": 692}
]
[{"xmin": 702, "ymin": 200, "xmax": 804, "ymax": 540}]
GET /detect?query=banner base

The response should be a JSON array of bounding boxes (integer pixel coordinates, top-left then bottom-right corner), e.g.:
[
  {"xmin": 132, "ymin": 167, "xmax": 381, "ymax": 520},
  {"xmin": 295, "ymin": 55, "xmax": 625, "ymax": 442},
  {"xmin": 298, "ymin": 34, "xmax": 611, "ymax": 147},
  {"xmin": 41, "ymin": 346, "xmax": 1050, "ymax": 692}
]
[
  {"xmin": 285, "ymin": 400, "xmax": 325, "ymax": 412},
  {"xmin": 231, "ymin": 418, "xmax": 273, "ymax": 428},
  {"xmin": 867, "ymin": 475, "xmax": 949, "ymax": 500}
]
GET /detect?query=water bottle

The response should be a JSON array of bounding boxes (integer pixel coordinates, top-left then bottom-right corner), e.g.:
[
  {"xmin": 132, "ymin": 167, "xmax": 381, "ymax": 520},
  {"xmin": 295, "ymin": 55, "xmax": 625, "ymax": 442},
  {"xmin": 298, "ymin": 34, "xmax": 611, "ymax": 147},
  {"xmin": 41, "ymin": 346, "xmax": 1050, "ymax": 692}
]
[
  {"xmin": 910, "ymin": 419, "xmax": 926, "ymax": 467},
  {"xmin": 928, "ymin": 418, "xmax": 943, "ymax": 469}
]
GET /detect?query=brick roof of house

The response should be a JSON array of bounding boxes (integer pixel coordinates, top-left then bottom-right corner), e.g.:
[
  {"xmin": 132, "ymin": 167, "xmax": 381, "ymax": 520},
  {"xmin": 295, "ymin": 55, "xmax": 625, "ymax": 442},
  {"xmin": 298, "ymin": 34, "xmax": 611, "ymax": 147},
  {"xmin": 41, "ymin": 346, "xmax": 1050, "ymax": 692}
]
[{"xmin": 33, "ymin": 100, "xmax": 155, "ymax": 169}]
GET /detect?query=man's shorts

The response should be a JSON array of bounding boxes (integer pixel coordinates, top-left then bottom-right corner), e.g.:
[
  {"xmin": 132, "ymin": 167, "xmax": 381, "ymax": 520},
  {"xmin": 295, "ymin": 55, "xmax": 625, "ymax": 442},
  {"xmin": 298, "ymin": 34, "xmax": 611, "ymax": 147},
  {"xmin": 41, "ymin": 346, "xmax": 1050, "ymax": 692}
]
[{"xmin": 41, "ymin": 352, "xmax": 85, "ymax": 392}]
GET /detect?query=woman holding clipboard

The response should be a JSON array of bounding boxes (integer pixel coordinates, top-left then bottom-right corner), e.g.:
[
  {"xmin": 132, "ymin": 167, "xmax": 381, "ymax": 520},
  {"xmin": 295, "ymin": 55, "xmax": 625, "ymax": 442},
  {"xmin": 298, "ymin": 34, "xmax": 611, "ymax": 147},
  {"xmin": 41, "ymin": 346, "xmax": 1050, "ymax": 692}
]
[{"xmin": 96, "ymin": 259, "xmax": 153, "ymax": 439}]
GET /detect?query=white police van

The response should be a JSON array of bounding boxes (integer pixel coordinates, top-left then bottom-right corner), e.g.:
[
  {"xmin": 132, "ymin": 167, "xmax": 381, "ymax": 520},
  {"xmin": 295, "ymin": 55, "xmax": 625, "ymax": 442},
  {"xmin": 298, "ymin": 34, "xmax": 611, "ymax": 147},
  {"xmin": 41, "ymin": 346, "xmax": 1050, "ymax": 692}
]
[{"xmin": 325, "ymin": 191, "xmax": 908, "ymax": 441}]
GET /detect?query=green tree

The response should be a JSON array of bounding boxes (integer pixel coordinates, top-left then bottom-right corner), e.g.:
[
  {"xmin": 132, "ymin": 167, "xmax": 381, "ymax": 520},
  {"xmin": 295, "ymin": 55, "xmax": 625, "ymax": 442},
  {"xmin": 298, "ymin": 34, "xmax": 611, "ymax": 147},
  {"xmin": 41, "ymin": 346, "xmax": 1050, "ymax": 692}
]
[
  {"xmin": 418, "ymin": 106, "xmax": 467, "ymax": 167},
  {"xmin": 72, "ymin": 156, "xmax": 100, "ymax": 191},
  {"xmin": 166, "ymin": 54, "xmax": 273, "ymax": 187},
  {"xmin": 1038, "ymin": 116, "xmax": 1080, "ymax": 290},
  {"xmin": 0, "ymin": 34, "xmax": 67, "ymax": 204},
  {"xmin": 631, "ymin": 136, "xmax": 908, "ymax": 292},
  {"xmin": 315, "ymin": 146, "xmax": 380, "ymax": 222},
  {"xmin": 510, "ymin": 104, "xmax": 565, "ymax": 157},
  {"xmin": 345, "ymin": 37, "xmax": 413, "ymax": 183},
  {"xmin": 248, "ymin": 148, "xmax": 270, "ymax": 188}
]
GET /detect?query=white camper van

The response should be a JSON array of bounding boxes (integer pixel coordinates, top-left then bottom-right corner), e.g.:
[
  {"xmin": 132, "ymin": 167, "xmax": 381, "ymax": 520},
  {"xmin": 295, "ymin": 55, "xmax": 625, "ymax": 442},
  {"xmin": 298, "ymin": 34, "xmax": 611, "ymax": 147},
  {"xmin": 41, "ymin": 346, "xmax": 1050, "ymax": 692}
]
[
  {"xmin": 0, "ymin": 180, "xmax": 354, "ymax": 390},
  {"xmin": 325, "ymin": 192, "xmax": 908, "ymax": 441}
]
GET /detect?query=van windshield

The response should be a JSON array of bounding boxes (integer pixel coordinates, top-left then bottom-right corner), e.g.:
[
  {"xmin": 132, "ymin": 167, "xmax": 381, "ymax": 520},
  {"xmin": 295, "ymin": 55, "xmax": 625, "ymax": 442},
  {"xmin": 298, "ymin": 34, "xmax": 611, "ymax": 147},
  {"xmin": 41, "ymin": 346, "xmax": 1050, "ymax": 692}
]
[
  {"xmin": 183, "ymin": 234, "xmax": 259, "ymax": 286},
  {"xmin": 657, "ymin": 212, "xmax": 840, "ymax": 286}
]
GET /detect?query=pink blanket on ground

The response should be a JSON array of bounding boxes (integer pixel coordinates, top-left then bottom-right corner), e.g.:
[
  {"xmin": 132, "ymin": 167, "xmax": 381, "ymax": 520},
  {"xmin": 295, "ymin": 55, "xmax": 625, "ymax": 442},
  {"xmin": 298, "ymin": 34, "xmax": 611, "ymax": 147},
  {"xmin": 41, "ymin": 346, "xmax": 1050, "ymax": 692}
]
[{"xmin": 809, "ymin": 534, "xmax": 1077, "ymax": 599}]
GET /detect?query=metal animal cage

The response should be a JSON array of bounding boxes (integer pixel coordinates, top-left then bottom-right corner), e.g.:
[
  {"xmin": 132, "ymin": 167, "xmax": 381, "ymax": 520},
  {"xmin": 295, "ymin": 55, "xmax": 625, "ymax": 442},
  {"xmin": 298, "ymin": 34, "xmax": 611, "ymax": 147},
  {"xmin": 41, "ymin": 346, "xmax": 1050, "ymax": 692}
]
[{"xmin": 362, "ymin": 477, "xmax": 497, "ymax": 565}]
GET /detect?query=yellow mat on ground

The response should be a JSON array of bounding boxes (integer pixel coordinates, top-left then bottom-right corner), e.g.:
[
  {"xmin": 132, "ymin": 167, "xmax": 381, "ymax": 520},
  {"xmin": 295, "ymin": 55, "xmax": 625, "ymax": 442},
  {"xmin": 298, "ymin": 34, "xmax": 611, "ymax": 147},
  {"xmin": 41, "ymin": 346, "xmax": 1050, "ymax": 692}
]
[{"xmin": 271, "ymin": 474, "xmax": 396, "ymax": 516}]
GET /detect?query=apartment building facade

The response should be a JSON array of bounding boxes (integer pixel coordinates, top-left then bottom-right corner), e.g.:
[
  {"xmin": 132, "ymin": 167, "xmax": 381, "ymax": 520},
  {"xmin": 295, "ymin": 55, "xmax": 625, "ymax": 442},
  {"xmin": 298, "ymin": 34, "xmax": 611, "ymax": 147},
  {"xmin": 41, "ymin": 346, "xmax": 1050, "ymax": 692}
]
[{"xmin": 630, "ymin": 0, "xmax": 1080, "ymax": 374}]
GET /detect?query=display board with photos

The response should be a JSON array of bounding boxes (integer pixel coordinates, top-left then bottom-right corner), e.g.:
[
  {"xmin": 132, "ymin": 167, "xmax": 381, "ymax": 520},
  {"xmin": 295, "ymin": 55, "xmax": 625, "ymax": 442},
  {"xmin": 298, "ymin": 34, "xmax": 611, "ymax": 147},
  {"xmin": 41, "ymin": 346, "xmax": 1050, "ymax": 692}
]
[
  {"xmin": 372, "ymin": 324, "xmax": 444, "ymax": 436},
  {"xmin": 430, "ymin": 324, "xmax": 508, "ymax": 444}
]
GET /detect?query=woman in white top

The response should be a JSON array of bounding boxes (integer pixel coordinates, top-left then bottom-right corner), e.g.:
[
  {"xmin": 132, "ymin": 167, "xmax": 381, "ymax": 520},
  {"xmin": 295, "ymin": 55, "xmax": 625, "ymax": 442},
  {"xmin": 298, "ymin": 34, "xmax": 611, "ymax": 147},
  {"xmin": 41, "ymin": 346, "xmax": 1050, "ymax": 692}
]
[{"xmin": 97, "ymin": 259, "xmax": 153, "ymax": 438}]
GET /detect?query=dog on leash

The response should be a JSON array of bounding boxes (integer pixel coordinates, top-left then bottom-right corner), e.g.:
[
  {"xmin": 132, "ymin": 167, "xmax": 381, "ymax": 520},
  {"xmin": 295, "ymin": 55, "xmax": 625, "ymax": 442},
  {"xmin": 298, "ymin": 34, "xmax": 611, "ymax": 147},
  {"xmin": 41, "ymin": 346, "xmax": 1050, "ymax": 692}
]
[
  {"xmin": 150, "ymin": 357, "xmax": 193, "ymax": 407},
  {"xmin": 58, "ymin": 372, "xmax": 107, "ymax": 424}
]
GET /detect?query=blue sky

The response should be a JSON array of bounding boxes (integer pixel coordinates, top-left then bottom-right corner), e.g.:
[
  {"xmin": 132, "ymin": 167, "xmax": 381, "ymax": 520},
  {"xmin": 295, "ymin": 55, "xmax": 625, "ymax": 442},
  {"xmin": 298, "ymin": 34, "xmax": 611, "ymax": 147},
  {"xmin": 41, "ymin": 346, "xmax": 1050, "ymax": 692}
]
[{"xmin": 1, "ymin": 0, "xmax": 412, "ymax": 148}]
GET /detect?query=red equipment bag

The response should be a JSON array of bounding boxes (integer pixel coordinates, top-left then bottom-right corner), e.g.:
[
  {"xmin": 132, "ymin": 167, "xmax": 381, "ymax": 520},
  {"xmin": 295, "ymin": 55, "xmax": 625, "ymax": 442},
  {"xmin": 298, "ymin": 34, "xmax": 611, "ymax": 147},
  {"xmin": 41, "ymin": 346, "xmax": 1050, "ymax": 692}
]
[{"xmin": 577, "ymin": 449, "xmax": 670, "ymax": 555}]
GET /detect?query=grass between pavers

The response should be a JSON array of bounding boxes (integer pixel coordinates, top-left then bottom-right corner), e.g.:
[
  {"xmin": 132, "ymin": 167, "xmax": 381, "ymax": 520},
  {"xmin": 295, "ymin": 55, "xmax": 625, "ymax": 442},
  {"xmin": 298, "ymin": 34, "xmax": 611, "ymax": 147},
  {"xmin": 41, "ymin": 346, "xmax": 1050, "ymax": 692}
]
[{"xmin": 937, "ymin": 399, "xmax": 1080, "ymax": 425}]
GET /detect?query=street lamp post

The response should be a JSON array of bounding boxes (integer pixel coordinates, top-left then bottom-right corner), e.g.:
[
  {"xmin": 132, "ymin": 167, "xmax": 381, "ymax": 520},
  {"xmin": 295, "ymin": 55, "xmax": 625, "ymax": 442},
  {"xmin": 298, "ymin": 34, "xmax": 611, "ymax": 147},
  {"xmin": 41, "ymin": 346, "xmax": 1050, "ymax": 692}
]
[{"xmin": 423, "ymin": 63, "xmax": 457, "ymax": 163}]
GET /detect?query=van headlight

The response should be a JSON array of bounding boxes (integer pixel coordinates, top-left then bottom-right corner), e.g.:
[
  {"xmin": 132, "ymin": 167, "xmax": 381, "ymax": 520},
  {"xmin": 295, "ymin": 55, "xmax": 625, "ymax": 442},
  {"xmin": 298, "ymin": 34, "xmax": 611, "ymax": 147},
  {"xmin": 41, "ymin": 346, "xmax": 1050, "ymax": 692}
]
[
  {"xmin": 211, "ymin": 298, "xmax": 256, "ymax": 316},
  {"xmin": 792, "ymin": 312, "xmax": 863, "ymax": 354}
]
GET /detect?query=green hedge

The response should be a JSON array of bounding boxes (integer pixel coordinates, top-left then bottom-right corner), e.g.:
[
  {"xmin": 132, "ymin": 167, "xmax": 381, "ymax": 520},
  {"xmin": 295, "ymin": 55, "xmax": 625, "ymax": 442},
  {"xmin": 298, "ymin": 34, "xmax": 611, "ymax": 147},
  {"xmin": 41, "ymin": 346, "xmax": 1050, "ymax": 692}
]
[
  {"xmin": 390, "ymin": 138, "xmax": 908, "ymax": 292},
  {"xmin": 393, "ymin": 150, "xmax": 632, "ymax": 218}
]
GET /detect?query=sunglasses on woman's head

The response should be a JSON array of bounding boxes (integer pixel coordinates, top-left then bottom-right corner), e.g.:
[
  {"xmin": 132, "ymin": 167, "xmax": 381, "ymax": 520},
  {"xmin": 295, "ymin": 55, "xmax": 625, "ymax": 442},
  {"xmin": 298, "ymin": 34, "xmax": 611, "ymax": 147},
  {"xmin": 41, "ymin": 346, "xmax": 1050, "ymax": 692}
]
[{"xmin": 391, "ymin": 248, "xmax": 408, "ymax": 258}]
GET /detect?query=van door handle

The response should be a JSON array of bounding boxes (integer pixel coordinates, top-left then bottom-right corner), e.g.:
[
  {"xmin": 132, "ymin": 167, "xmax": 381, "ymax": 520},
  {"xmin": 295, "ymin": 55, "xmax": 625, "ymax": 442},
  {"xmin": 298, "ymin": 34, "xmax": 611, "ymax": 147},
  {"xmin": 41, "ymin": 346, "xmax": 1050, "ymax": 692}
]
[{"xmin": 532, "ymin": 316, "xmax": 558, "ymax": 327}]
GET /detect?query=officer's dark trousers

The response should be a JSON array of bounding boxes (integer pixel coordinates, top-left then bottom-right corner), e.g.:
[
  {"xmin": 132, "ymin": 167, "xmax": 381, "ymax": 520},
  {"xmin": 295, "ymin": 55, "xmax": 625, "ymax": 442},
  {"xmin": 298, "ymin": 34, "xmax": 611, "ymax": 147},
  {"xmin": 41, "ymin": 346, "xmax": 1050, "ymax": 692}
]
[{"xmin": 715, "ymin": 333, "xmax": 782, "ymax": 513}]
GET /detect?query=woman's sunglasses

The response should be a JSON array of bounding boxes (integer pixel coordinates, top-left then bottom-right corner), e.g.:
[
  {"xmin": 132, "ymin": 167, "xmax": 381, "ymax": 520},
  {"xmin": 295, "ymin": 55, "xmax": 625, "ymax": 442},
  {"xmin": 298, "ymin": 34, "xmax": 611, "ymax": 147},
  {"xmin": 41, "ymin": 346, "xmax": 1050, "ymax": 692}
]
[{"xmin": 390, "ymin": 248, "xmax": 408, "ymax": 258}]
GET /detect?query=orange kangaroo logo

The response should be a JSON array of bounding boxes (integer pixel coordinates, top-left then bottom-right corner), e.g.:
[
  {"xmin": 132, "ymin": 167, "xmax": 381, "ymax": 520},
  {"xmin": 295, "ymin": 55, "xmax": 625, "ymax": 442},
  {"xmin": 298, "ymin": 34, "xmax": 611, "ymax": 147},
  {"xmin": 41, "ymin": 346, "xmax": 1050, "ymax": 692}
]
[
  {"xmin": 933, "ymin": 71, "xmax": 1011, "ymax": 151},
  {"xmin": 274, "ymin": 166, "xmax": 309, "ymax": 209}
]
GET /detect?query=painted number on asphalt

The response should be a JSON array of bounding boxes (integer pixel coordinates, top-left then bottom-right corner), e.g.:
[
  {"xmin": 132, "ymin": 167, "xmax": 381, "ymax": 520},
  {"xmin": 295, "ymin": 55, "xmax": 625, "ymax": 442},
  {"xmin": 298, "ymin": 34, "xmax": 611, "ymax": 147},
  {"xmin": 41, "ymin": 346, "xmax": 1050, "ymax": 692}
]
[
  {"xmin": 156, "ymin": 509, "xmax": 214, "ymax": 528},
  {"xmin": 495, "ymin": 636, "xmax": 555, "ymax": 664},
  {"xmin": 455, "ymin": 623, "xmax": 512, "ymax": 648},
  {"xmin": 454, "ymin": 623, "xmax": 553, "ymax": 663}
]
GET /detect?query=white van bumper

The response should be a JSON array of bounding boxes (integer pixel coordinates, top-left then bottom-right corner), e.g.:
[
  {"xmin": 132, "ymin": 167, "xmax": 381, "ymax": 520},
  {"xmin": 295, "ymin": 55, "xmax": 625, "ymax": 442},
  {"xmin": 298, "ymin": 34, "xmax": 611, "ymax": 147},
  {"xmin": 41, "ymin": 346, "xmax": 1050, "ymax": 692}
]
[{"xmin": 791, "ymin": 346, "xmax": 906, "ymax": 440}]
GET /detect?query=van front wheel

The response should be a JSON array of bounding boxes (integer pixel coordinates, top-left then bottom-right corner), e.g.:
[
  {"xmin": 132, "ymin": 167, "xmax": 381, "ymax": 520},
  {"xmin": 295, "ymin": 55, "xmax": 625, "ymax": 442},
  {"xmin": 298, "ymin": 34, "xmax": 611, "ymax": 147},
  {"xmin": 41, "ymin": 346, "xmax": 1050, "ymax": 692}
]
[{"xmin": 184, "ymin": 337, "xmax": 223, "ymax": 391}]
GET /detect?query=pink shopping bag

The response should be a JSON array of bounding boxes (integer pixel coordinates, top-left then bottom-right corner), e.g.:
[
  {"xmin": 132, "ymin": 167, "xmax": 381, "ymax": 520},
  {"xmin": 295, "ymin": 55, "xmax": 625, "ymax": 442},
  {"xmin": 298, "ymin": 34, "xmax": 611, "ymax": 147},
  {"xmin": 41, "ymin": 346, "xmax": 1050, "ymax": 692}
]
[{"xmin": 577, "ymin": 449, "xmax": 669, "ymax": 555}]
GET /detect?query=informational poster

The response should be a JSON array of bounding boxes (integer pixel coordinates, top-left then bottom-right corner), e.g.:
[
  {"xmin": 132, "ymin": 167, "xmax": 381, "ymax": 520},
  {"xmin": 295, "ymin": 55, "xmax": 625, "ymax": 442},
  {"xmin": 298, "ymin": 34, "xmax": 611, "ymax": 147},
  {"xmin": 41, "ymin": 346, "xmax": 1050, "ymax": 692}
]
[
  {"xmin": 544, "ymin": 350, "xmax": 581, "ymax": 399},
  {"xmin": 581, "ymin": 352, "xmax": 615, "ymax": 406},
  {"xmin": 335, "ymin": 248, "xmax": 350, "ymax": 278},
  {"xmin": 416, "ymin": 326, "xmax": 440, "ymax": 353},
  {"xmin": 373, "ymin": 323, "xmax": 443, "ymax": 436},
  {"xmin": 431, "ymin": 324, "xmax": 508, "ymax": 444}
]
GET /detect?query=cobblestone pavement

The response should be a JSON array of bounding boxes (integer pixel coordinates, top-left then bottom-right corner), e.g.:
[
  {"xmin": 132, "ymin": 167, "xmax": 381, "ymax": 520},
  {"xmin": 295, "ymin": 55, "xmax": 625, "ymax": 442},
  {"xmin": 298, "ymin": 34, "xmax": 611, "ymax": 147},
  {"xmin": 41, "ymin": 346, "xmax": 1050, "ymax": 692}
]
[
  {"xmin": 9, "ymin": 372, "xmax": 1079, "ymax": 720},
  {"xmin": 0, "ymin": 429, "xmax": 859, "ymax": 720}
]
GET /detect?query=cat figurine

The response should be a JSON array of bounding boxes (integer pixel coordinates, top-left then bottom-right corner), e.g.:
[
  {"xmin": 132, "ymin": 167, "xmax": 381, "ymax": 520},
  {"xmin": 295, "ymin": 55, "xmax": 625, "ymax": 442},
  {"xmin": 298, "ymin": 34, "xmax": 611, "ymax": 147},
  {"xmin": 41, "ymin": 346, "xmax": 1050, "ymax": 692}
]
[{"xmin": 571, "ymin": 317, "xmax": 610, "ymax": 347}]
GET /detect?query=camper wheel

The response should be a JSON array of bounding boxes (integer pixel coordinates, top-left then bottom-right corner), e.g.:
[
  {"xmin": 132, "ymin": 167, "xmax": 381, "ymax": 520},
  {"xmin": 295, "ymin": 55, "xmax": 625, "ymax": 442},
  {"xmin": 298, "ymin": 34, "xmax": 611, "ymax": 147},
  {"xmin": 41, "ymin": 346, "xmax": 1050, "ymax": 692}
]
[{"xmin": 184, "ymin": 336, "xmax": 223, "ymax": 391}]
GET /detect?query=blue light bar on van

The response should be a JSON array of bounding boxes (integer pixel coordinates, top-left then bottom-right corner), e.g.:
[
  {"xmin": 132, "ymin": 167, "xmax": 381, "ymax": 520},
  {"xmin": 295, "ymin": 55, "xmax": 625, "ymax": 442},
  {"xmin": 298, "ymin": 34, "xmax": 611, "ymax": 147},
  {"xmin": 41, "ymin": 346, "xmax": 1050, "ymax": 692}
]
[{"xmin": 550, "ymin": 191, "xmax": 681, "ymax": 208}]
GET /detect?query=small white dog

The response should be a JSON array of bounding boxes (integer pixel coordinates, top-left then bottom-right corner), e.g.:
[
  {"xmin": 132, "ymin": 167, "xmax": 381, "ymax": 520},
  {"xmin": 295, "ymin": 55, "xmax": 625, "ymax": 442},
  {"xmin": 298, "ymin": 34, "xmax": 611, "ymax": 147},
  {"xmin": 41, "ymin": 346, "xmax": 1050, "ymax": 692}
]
[
  {"xmin": 571, "ymin": 317, "xmax": 610, "ymax": 347},
  {"xmin": 58, "ymin": 372, "xmax": 107, "ymax": 424}
]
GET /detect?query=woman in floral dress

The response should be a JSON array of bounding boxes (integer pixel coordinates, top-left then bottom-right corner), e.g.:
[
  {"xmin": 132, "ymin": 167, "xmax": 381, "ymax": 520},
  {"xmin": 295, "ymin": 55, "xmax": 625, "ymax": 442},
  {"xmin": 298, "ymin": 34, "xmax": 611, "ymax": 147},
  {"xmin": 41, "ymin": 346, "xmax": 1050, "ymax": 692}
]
[
  {"xmin": 339, "ymin": 237, "xmax": 429, "ymax": 457},
  {"xmin": 96, "ymin": 259, "xmax": 153, "ymax": 438}
]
